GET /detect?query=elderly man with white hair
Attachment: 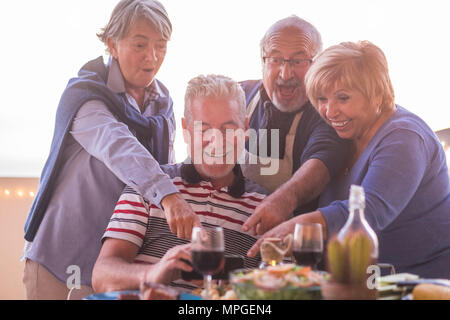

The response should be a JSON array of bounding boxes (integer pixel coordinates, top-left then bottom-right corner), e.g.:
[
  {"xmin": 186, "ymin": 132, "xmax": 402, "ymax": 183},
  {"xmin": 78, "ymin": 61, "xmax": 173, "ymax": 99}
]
[{"xmin": 92, "ymin": 74, "xmax": 268, "ymax": 294}]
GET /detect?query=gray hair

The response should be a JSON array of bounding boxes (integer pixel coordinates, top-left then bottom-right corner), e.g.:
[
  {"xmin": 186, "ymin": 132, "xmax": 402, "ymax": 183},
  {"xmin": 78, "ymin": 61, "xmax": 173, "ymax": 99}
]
[
  {"xmin": 260, "ymin": 15, "xmax": 322, "ymax": 59},
  {"xmin": 97, "ymin": 0, "xmax": 172, "ymax": 52},
  {"xmin": 184, "ymin": 75, "xmax": 246, "ymax": 125}
]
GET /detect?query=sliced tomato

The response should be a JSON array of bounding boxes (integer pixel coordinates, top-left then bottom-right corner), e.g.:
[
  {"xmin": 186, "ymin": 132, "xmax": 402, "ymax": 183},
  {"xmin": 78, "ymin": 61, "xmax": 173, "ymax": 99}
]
[
  {"xmin": 294, "ymin": 266, "xmax": 312, "ymax": 277},
  {"xmin": 266, "ymin": 263, "xmax": 296, "ymax": 276}
]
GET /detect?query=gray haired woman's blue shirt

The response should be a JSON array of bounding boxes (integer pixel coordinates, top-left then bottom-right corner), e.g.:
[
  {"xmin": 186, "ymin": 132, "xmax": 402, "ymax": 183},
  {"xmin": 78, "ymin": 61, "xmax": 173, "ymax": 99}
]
[{"xmin": 23, "ymin": 58, "xmax": 178, "ymax": 286}]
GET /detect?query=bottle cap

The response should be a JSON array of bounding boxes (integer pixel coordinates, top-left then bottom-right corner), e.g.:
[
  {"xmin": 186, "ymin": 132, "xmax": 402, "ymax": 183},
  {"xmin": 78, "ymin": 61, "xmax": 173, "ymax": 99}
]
[{"xmin": 349, "ymin": 184, "xmax": 365, "ymax": 209}]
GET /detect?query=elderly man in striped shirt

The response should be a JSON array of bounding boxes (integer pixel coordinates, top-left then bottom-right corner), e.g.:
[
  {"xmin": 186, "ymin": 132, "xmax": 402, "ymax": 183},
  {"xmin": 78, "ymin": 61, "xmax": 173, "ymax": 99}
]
[{"xmin": 92, "ymin": 75, "xmax": 268, "ymax": 293}]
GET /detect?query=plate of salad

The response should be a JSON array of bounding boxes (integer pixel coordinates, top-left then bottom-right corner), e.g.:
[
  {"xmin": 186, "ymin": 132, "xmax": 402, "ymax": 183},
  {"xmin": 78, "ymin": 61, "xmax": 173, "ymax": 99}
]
[{"xmin": 230, "ymin": 264, "xmax": 328, "ymax": 300}]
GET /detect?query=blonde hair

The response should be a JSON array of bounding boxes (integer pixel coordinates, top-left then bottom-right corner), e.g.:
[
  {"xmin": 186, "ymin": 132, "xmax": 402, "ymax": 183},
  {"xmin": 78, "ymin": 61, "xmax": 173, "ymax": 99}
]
[
  {"xmin": 305, "ymin": 40, "xmax": 395, "ymax": 111},
  {"xmin": 184, "ymin": 74, "xmax": 246, "ymax": 125}
]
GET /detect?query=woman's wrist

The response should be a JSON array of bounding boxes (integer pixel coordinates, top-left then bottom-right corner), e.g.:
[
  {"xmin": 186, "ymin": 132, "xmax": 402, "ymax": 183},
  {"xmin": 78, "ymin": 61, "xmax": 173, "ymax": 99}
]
[{"xmin": 294, "ymin": 211, "xmax": 328, "ymax": 240}]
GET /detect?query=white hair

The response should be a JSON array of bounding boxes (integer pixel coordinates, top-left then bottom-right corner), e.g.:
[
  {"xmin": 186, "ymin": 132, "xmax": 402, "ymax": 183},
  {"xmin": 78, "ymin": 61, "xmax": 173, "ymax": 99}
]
[
  {"xmin": 260, "ymin": 15, "xmax": 322, "ymax": 59},
  {"xmin": 184, "ymin": 74, "xmax": 246, "ymax": 124}
]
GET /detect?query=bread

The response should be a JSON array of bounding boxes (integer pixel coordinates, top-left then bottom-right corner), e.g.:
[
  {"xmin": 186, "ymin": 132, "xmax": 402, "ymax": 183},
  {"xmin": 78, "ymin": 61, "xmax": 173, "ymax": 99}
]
[
  {"xmin": 140, "ymin": 282, "xmax": 180, "ymax": 300},
  {"xmin": 141, "ymin": 287, "xmax": 178, "ymax": 300},
  {"xmin": 412, "ymin": 283, "xmax": 450, "ymax": 300}
]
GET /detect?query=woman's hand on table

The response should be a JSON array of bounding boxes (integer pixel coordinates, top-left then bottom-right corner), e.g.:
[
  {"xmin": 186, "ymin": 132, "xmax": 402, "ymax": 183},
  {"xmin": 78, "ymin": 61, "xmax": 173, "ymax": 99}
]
[
  {"xmin": 247, "ymin": 219, "xmax": 297, "ymax": 258},
  {"xmin": 247, "ymin": 211, "xmax": 328, "ymax": 258}
]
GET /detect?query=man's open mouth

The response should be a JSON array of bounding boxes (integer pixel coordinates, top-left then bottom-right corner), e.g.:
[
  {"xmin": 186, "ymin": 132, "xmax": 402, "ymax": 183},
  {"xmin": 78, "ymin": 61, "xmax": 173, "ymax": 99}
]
[
  {"xmin": 204, "ymin": 151, "xmax": 230, "ymax": 158},
  {"xmin": 277, "ymin": 85, "xmax": 298, "ymax": 99}
]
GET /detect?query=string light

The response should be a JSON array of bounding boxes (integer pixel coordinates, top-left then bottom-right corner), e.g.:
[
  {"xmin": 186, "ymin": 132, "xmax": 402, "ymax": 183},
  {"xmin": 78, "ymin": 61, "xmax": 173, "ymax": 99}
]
[{"xmin": 1, "ymin": 188, "xmax": 36, "ymax": 198}]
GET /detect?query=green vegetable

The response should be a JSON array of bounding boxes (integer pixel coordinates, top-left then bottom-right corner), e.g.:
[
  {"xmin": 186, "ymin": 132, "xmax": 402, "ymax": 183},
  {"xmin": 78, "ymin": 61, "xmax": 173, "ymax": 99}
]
[
  {"xmin": 327, "ymin": 232, "xmax": 375, "ymax": 284},
  {"xmin": 232, "ymin": 282, "xmax": 322, "ymax": 300},
  {"xmin": 231, "ymin": 268, "xmax": 326, "ymax": 300}
]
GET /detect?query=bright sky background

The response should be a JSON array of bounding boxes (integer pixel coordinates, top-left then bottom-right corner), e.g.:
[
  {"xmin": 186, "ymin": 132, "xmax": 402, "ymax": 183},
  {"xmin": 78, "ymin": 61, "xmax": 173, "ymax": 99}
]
[{"xmin": 1, "ymin": 0, "xmax": 449, "ymax": 177}]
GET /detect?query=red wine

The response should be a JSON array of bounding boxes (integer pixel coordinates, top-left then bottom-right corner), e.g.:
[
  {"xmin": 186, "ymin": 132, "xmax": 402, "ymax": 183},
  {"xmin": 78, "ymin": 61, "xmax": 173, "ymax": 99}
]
[
  {"xmin": 293, "ymin": 250, "xmax": 322, "ymax": 268},
  {"xmin": 192, "ymin": 250, "xmax": 225, "ymax": 275}
]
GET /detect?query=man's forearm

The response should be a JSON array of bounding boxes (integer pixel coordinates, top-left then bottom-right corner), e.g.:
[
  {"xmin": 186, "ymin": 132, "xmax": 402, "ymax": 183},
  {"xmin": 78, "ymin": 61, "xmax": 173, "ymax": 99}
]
[
  {"xmin": 92, "ymin": 256, "xmax": 148, "ymax": 293},
  {"xmin": 277, "ymin": 158, "xmax": 331, "ymax": 213}
]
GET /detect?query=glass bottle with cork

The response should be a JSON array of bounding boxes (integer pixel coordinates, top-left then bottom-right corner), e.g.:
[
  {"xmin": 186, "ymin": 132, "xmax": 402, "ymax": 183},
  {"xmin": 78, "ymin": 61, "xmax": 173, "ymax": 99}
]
[
  {"xmin": 323, "ymin": 184, "xmax": 379, "ymax": 299},
  {"xmin": 337, "ymin": 184, "xmax": 378, "ymax": 264}
]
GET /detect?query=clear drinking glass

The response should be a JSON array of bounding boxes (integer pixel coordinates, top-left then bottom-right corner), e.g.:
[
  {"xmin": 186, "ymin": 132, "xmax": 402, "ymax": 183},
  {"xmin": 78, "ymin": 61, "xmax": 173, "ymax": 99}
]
[
  {"xmin": 293, "ymin": 223, "xmax": 324, "ymax": 269},
  {"xmin": 191, "ymin": 226, "xmax": 225, "ymax": 299}
]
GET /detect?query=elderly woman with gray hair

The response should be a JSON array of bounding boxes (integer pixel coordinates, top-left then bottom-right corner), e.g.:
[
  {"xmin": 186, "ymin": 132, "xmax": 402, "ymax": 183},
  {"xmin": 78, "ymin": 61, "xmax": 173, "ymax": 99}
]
[
  {"xmin": 22, "ymin": 0, "xmax": 200, "ymax": 299},
  {"xmin": 248, "ymin": 40, "xmax": 450, "ymax": 279}
]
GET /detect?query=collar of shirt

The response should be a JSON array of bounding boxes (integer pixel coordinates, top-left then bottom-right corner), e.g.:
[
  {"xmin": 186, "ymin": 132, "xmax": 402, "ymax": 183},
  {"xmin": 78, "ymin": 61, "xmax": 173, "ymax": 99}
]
[
  {"xmin": 257, "ymin": 85, "xmax": 312, "ymax": 158},
  {"xmin": 106, "ymin": 57, "xmax": 166, "ymax": 113},
  {"xmin": 180, "ymin": 161, "xmax": 246, "ymax": 198}
]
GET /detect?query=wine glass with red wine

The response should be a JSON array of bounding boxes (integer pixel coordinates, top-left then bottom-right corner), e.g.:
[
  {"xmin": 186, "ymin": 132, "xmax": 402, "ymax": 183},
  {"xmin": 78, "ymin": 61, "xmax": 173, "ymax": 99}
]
[
  {"xmin": 191, "ymin": 226, "xmax": 225, "ymax": 299},
  {"xmin": 293, "ymin": 223, "xmax": 323, "ymax": 270}
]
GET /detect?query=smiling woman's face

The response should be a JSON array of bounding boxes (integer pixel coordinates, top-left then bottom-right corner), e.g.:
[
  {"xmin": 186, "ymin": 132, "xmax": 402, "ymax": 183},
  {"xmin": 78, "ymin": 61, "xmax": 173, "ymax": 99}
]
[
  {"xmin": 316, "ymin": 85, "xmax": 381, "ymax": 143},
  {"xmin": 107, "ymin": 17, "xmax": 167, "ymax": 92}
]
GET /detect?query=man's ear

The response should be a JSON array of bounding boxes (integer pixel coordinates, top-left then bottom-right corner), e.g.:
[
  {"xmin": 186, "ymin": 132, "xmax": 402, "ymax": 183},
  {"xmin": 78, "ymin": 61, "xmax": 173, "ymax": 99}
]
[{"xmin": 106, "ymin": 37, "xmax": 118, "ymax": 59}]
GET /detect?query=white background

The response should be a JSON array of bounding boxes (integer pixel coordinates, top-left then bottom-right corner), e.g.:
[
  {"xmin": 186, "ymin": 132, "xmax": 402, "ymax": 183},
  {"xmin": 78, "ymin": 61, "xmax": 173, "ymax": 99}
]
[{"xmin": 1, "ymin": 0, "xmax": 449, "ymax": 177}]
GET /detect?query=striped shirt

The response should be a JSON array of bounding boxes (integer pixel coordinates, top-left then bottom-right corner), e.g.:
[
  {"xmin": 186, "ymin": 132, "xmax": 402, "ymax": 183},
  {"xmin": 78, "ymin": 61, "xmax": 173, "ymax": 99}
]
[{"xmin": 103, "ymin": 163, "xmax": 268, "ymax": 291}]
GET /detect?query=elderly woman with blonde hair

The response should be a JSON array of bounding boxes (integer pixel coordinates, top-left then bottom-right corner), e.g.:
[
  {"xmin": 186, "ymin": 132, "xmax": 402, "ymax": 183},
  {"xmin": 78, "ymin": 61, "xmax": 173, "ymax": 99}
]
[{"xmin": 248, "ymin": 40, "xmax": 450, "ymax": 278}]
